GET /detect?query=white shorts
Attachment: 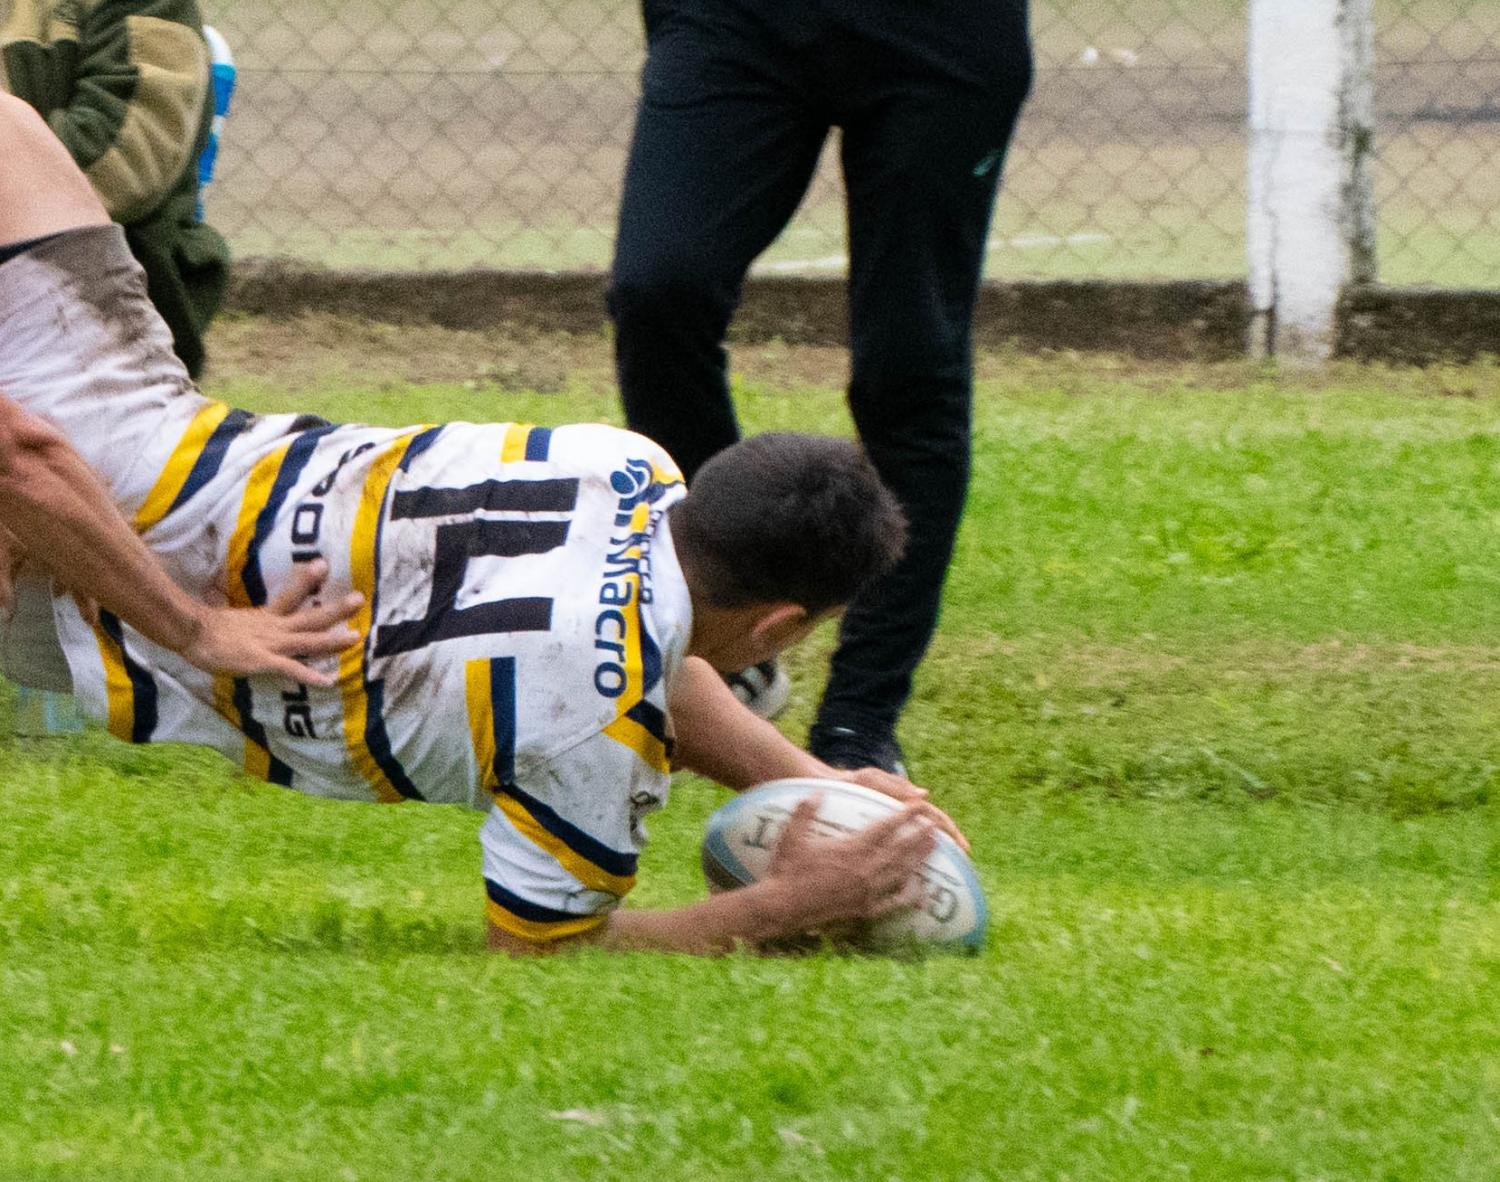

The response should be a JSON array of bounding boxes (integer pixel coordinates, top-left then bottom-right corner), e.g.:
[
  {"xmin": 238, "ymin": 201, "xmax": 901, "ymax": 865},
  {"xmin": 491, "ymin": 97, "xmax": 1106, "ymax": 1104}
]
[{"xmin": 0, "ymin": 223, "xmax": 205, "ymax": 514}]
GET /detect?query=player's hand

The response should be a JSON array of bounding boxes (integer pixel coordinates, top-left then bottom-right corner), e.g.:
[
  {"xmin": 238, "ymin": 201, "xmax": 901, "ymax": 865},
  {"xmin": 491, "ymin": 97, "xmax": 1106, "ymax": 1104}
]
[
  {"xmin": 824, "ymin": 765, "xmax": 970, "ymax": 852},
  {"xmin": 762, "ymin": 796, "xmax": 936, "ymax": 931},
  {"xmin": 179, "ymin": 559, "xmax": 363, "ymax": 686}
]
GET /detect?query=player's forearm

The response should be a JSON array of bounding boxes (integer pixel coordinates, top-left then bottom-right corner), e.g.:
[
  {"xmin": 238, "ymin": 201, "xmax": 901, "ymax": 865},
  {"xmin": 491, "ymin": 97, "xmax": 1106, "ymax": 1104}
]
[
  {"xmin": 485, "ymin": 881, "xmax": 804, "ymax": 958},
  {"xmin": 0, "ymin": 403, "xmax": 207, "ymax": 652},
  {"xmin": 669, "ymin": 656, "xmax": 826, "ymax": 790},
  {"xmin": 598, "ymin": 880, "xmax": 806, "ymax": 955}
]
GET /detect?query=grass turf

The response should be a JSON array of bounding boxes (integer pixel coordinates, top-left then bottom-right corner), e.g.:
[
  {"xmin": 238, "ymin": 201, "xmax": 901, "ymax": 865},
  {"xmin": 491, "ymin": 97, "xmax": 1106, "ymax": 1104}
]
[{"xmin": 2, "ymin": 343, "xmax": 1498, "ymax": 1179}]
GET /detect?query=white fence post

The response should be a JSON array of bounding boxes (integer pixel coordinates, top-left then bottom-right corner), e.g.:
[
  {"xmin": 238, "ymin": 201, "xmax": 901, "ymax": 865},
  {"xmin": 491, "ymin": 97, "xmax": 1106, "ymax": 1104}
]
[{"xmin": 1248, "ymin": 0, "xmax": 1376, "ymax": 362}]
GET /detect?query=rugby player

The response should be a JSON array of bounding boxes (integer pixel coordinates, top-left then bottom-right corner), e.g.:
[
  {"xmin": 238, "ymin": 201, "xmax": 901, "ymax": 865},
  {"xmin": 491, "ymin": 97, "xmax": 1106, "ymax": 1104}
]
[{"xmin": 0, "ymin": 93, "xmax": 954, "ymax": 956}]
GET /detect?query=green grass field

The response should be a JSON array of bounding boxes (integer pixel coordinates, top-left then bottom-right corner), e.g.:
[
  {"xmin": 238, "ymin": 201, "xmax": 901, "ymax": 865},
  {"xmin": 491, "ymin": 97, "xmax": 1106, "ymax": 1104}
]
[{"xmin": 3, "ymin": 329, "xmax": 1498, "ymax": 1180}]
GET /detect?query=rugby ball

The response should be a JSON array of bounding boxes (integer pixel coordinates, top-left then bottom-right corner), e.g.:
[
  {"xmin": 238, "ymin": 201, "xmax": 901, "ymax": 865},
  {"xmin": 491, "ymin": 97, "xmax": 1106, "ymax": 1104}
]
[{"xmin": 701, "ymin": 777, "xmax": 987, "ymax": 954}]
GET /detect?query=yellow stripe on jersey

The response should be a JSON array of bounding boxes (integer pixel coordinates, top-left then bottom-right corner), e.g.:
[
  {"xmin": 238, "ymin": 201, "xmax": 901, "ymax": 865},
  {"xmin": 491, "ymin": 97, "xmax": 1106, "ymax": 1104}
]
[
  {"xmin": 94, "ymin": 627, "xmax": 136, "ymax": 743},
  {"xmin": 207, "ymin": 440, "xmax": 296, "ymax": 779},
  {"xmin": 493, "ymin": 791, "xmax": 638, "ymax": 897},
  {"xmin": 339, "ymin": 431, "xmax": 426, "ymax": 804},
  {"xmin": 484, "ymin": 897, "xmax": 607, "ymax": 943},
  {"xmin": 465, "ymin": 658, "xmax": 496, "ymax": 792},
  {"xmin": 465, "ymin": 658, "xmax": 637, "ymax": 898},
  {"xmin": 132, "ymin": 401, "xmax": 233, "ymax": 531},
  {"xmin": 600, "ymin": 497, "xmax": 671, "ymax": 774},
  {"xmin": 224, "ymin": 440, "xmax": 295, "ymax": 608},
  {"xmin": 499, "ymin": 422, "xmax": 532, "ymax": 463},
  {"xmin": 209, "ymin": 673, "xmax": 275, "ymax": 781}
]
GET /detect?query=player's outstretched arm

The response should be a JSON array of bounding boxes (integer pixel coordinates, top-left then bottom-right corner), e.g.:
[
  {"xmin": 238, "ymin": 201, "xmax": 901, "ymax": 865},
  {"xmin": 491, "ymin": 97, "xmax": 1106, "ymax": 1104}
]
[
  {"xmin": 667, "ymin": 656, "xmax": 967, "ymax": 849},
  {"xmin": 0, "ymin": 394, "xmax": 361, "ymax": 686},
  {"xmin": 487, "ymin": 798, "xmax": 937, "ymax": 957}
]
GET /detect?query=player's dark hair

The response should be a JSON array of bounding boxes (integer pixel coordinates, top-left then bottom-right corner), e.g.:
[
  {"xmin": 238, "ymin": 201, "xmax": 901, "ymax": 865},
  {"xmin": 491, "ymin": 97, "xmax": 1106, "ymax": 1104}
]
[{"xmin": 669, "ymin": 433, "xmax": 907, "ymax": 614}]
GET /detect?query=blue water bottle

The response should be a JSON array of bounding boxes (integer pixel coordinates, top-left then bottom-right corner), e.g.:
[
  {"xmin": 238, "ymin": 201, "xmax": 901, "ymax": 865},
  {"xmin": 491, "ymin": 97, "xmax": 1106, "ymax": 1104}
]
[{"xmin": 196, "ymin": 25, "xmax": 237, "ymax": 219}]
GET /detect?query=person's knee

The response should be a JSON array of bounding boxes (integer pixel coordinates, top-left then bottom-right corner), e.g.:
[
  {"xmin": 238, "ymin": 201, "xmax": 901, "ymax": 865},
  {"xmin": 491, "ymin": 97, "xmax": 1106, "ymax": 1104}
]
[
  {"xmin": 609, "ymin": 248, "xmax": 733, "ymax": 330},
  {"xmin": 849, "ymin": 370, "xmax": 972, "ymax": 472}
]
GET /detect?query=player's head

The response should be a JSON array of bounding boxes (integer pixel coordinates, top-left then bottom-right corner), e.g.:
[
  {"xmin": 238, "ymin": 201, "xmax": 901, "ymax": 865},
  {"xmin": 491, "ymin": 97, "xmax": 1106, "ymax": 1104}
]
[{"xmin": 670, "ymin": 433, "xmax": 907, "ymax": 670}]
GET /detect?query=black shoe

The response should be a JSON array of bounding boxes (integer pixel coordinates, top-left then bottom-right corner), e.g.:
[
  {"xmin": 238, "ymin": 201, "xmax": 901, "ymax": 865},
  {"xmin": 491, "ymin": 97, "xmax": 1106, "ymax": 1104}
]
[
  {"xmin": 724, "ymin": 660, "xmax": 791, "ymax": 720},
  {"xmin": 808, "ymin": 723, "xmax": 907, "ymax": 776}
]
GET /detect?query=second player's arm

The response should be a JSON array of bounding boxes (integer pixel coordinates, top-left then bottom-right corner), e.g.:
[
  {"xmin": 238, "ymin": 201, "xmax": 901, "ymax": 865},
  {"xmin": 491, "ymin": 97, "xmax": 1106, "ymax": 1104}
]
[{"xmin": 0, "ymin": 394, "xmax": 360, "ymax": 684}]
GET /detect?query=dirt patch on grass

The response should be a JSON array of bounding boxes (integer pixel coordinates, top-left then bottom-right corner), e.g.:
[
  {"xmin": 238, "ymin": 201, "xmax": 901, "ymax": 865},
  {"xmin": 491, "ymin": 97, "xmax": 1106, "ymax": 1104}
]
[
  {"xmin": 206, "ymin": 313, "xmax": 616, "ymax": 391},
  {"xmin": 204, "ymin": 312, "xmax": 1500, "ymax": 400}
]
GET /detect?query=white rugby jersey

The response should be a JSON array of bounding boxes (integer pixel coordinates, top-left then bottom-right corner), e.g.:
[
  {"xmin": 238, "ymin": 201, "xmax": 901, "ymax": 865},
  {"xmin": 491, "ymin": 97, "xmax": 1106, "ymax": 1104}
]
[{"xmin": 52, "ymin": 403, "xmax": 691, "ymax": 943}]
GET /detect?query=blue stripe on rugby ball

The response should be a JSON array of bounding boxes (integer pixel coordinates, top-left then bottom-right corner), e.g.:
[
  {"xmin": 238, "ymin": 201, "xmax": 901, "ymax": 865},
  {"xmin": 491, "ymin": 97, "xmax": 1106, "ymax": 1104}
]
[
  {"xmin": 702, "ymin": 794, "xmax": 757, "ymax": 886},
  {"xmin": 934, "ymin": 829, "xmax": 988, "ymax": 953}
]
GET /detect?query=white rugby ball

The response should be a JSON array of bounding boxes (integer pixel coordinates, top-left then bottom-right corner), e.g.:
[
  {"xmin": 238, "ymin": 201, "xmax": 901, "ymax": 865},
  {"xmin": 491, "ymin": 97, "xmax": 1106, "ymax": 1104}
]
[{"xmin": 701, "ymin": 777, "xmax": 987, "ymax": 954}]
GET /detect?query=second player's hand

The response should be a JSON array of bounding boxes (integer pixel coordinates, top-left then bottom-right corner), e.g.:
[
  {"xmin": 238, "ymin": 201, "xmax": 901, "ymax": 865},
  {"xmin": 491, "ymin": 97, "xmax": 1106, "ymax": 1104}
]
[{"xmin": 179, "ymin": 559, "xmax": 363, "ymax": 687}]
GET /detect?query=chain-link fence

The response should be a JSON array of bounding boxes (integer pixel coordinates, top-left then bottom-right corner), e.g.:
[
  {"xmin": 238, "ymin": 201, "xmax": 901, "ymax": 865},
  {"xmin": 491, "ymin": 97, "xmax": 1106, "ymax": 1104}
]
[
  {"xmin": 1376, "ymin": 0, "xmax": 1500, "ymax": 285},
  {"xmin": 206, "ymin": 1, "xmax": 1499, "ymax": 287}
]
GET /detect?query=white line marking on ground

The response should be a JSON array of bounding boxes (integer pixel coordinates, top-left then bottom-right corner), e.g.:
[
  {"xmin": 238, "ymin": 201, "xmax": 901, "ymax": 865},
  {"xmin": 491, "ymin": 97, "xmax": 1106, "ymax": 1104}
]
[
  {"xmin": 757, "ymin": 233, "xmax": 1115, "ymax": 273},
  {"xmin": 998, "ymin": 233, "xmax": 1114, "ymax": 249},
  {"xmin": 757, "ymin": 254, "xmax": 850, "ymax": 273}
]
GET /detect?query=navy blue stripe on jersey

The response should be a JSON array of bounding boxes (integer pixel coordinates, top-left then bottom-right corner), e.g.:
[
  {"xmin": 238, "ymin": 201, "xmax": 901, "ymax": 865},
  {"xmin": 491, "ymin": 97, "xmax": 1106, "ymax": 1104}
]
[
  {"xmin": 523, "ymin": 427, "xmax": 553, "ymax": 461},
  {"xmin": 99, "ymin": 610, "xmax": 158, "ymax": 743},
  {"xmin": 626, "ymin": 699, "xmax": 668, "ymax": 746},
  {"xmin": 639, "ymin": 613, "xmax": 663, "ymax": 695},
  {"xmin": 357, "ymin": 452, "xmax": 424, "ymax": 801},
  {"xmin": 389, "ymin": 478, "xmax": 580, "ymax": 520},
  {"xmin": 241, "ymin": 425, "xmax": 338, "ymax": 606},
  {"xmin": 488, "ymin": 657, "xmax": 517, "ymax": 789},
  {"xmin": 165, "ymin": 408, "xmax": 254, "ymax": 518},
  {"xmin": 498, "ymin": 783, "xmax": 639, "ymax": 879},
  {"xmin": 363, "ymin": 680, "xmax": 425, "ymax": 800},
  {"xmin": 485, "ymin": 877, "xmax": 595, "ymax": 925},
  {"xmin": 232, "ymin": 677, "xmax": 294, "ymax": 786},
  {"xmin": 397, "ymin": 426, "xmax": 444, "ymax": 473}
]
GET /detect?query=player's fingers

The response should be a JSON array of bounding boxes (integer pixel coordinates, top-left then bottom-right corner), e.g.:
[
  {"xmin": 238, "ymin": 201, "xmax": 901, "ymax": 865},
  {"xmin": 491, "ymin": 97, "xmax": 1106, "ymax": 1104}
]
[
  {"xmin": 283, "ymin": 593, "xmax": 364, "ymax": 635},
  {"xmin": 868, "ymin": 873, "xmax": 928, "ymax": 919},
  {"xmin": 260, "ymin": 649, "xmax": 338, "ymax": 688},
  {"xmin": 867, "ymin": 817, "xmax": 936, "ymax": 892},
  {"xmin": 777, "ymin": 795, "xmax": 824, "ymax": 855},
  {"xmin": 889, "ymin": 815, "xmax": 937, "ymax": 866},
  {"xmin": 853, "ymin": 802, "xmax": 927, "ymax": 850},
  {"xmin": 866, "ymin": 771, "xmax": 929, "ymax": 801},
  {"xmin": 842, "ymin": 767, "xmax": 930, "ymax": 803},
  {"xmin": 908, "ymin": 799, "xmax": 969, "ymax": 852},
  {"xmin": 267, "ymin": 559, "xmax": 330, "ymax": 616},
  {"xmin": 274, "ymin": 622, "xmax": 359, "ymax": 658}
]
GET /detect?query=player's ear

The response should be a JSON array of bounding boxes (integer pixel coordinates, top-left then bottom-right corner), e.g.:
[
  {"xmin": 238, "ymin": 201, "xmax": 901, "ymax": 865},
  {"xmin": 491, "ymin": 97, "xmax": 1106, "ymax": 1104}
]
[{"xmin": 747, "ymin": 602, "xmax": 812, "ymax": 651}]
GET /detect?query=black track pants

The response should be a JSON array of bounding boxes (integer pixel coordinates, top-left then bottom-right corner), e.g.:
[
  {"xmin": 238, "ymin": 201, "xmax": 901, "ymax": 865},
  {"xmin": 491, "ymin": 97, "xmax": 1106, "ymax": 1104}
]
[{"xmin": 610, "ymin": 0, "xmax": 1032, "ymax": 736}]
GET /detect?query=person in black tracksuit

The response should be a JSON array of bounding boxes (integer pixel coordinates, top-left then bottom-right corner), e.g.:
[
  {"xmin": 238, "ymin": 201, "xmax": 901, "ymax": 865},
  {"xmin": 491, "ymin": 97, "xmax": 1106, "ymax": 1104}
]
[{"xmin": 609, "ymin": 0, "xmax": 1032, "ymax": 773}]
